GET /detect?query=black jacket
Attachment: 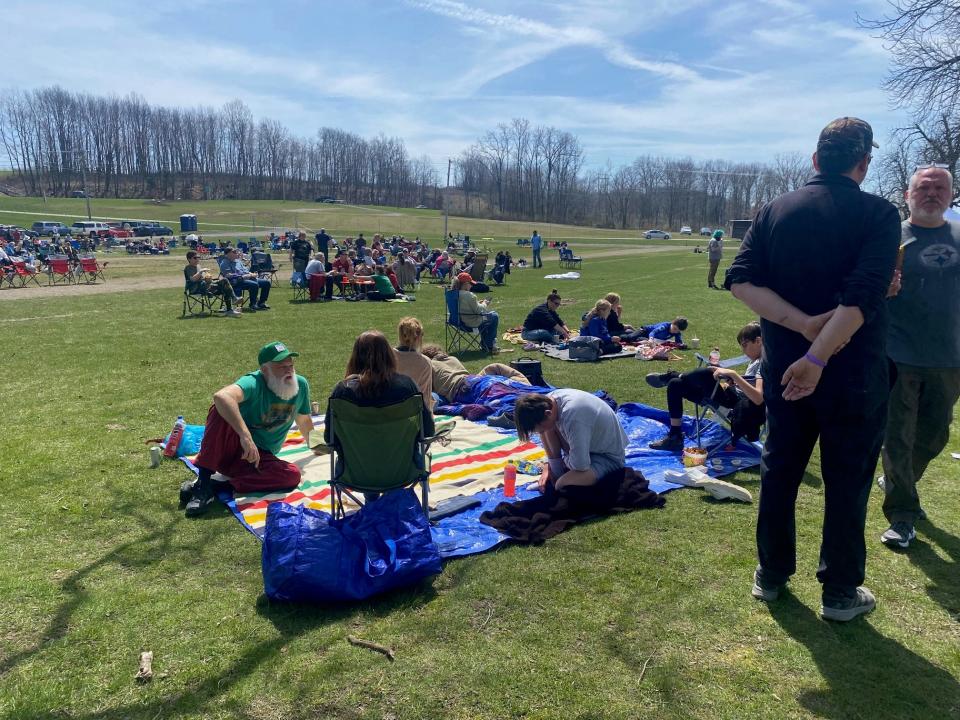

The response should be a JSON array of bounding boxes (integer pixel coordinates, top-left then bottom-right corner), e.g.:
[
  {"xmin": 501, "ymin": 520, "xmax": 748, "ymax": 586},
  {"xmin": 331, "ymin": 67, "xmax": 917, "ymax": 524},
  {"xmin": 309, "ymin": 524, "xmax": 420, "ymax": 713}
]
[{"xmin": 523, "ymin": 303, "xmax": 564, "ymax": 332}]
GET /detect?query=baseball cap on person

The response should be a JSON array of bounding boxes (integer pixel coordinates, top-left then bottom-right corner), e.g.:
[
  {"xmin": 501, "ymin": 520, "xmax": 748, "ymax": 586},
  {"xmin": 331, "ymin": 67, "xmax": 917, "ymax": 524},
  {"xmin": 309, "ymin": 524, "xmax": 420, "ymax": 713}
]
[
  {"xmin": 258, "ymin": 341, "xmax": 299, "ymax": 365},
  {"xmin": 456, "ymin": 272, "xmax": 473, "ymax": 284}
]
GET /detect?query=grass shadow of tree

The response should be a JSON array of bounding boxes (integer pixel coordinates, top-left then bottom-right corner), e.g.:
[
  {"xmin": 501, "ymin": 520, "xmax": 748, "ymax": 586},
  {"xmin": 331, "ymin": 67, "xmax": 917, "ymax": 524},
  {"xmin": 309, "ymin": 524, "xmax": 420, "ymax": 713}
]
[{"xmin": 768, "ymin": 593, "xmax": 960, "ymax": 719}]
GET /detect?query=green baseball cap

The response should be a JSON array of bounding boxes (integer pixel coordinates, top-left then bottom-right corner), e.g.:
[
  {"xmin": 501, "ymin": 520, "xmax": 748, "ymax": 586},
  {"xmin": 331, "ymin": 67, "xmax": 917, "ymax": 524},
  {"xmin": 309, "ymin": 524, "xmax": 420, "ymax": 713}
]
[{"xmin": 258, "ymin": 341, "xmax": 299, "ymax": 365}]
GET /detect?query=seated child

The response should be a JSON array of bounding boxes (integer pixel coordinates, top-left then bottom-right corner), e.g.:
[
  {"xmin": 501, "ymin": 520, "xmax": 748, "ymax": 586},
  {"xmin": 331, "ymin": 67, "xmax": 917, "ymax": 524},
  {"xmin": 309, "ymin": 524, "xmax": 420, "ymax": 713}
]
[
  {"xmin": 580, "ymin": 299, "xmax": 623, "ymax": 355},
  {"xmin": 646, "ymin": 322, "xmax": 764, "ymax": 451}
]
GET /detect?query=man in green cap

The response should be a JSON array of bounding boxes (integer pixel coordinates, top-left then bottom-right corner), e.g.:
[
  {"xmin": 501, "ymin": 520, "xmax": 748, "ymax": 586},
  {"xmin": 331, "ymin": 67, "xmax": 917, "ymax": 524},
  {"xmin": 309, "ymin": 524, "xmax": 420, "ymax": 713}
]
[{"xmin": 183, "ymin": 341, "xmax": 313, "ymax": 517}]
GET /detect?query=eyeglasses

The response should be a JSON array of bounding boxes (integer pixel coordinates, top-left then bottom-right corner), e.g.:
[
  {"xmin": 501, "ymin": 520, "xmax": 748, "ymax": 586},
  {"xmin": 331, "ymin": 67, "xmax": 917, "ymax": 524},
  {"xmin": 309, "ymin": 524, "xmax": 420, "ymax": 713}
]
[{"xmin": 915, "ymin": 163, "xmax": 949, "ymax": 172}]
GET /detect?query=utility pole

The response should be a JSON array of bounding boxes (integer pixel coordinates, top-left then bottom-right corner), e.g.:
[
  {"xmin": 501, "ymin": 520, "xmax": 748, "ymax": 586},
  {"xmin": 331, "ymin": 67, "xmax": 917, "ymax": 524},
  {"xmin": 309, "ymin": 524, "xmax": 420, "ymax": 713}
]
[{"xmin": 443, "ymin": 158, "xmax": 451, "ymax": 241}]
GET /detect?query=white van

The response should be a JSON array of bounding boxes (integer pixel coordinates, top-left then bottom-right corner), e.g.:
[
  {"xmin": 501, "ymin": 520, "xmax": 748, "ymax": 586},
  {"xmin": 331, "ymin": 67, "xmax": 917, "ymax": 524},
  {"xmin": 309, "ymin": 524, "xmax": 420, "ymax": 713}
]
[{"xmin": 71, "ymin": 221, "xmax": 111, "ymax": 237}]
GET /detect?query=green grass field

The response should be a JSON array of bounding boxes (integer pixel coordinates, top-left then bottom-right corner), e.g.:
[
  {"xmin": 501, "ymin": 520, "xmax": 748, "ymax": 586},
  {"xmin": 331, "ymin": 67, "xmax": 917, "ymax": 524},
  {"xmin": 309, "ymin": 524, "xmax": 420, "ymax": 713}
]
[{"xmin": 0, "ymin": 207, "xmax": 957, "ymax": 719}]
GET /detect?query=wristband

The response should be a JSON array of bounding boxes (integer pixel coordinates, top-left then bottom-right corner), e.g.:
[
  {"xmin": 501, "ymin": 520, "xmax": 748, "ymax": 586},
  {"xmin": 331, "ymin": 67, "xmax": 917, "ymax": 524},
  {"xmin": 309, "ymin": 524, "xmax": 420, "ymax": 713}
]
[{"xmin": 804, "ymin": 351, "xmax": 826, "ymax": 368}]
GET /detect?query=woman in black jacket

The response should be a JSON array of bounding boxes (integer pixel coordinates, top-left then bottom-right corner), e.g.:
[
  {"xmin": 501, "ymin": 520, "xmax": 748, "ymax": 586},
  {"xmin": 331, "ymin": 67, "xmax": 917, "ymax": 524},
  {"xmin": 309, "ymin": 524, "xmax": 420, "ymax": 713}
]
[{"xmin": 521, "ymin": 289, "xmax": 571, "ymax": 344}]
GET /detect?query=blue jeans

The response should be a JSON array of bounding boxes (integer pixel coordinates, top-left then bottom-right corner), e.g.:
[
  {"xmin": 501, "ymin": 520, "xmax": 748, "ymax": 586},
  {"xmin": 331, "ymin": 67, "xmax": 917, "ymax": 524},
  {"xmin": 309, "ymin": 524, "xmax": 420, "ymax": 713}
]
[
  {"xmin": 232, "ymin": 277, "xmax": 271, "ymax": 306},
  {"xmin": 521, "ymin": 328, "xmax": 558, "ymax": 344},
  {"xmin": 532, "ymin": 247, "xmax": 542, "ymax": 267},
  {"xmin": 478, "ymin": 311, "xmax": 499, "ymax": 352}
]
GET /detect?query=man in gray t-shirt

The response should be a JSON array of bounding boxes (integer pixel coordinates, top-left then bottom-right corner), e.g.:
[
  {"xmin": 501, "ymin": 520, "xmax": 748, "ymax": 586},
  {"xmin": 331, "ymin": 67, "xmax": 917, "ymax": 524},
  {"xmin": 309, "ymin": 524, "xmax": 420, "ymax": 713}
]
[
  {"xmin": 880, "ymin": 165, "xmax": 960, "ymax": 549},
  {"xmin": 707, "ymin": 230, "xmax": 724, "ymax": 289},
  {"xmin": 514, "ymin": 388, "xmax": 627, "ymax": 491}
]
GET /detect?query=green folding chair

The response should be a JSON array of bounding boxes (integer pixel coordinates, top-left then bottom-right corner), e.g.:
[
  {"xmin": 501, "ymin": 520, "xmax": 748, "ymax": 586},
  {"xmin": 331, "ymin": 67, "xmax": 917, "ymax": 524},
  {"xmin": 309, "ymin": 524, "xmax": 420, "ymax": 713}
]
[{"xmin": 321, "ymin": 394, "xmax": 446, "ymax": 518}]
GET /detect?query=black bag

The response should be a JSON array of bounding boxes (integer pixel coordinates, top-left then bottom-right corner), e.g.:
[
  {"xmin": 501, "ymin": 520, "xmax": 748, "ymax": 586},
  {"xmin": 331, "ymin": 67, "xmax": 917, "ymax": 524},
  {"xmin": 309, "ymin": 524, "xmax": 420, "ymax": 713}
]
[
  {"xmin": 567, "ymin": 337, "xmax": 601, "ymax": 362},
  {"xmin": 728, "ymin": 396, "xmax": 765, "ymax": 443},
  {"xmin": 510, "ymin": 356, "xmax": 547, "ymax": 387}
]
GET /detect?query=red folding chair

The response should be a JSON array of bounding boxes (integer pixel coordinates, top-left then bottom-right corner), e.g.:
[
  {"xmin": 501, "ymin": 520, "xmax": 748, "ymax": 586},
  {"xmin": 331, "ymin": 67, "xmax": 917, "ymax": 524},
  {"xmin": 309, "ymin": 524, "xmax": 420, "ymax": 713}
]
[
  {"xmin": 10, "ymin": 261, "xmax": 42, "ymax": 287},
  {"xmin": 48, "ymin": 258, "xmax": 76, "ymax": 285},
  {"xmin": 75, "ymin": 257, "xmax": 107, "ymax": 284}
]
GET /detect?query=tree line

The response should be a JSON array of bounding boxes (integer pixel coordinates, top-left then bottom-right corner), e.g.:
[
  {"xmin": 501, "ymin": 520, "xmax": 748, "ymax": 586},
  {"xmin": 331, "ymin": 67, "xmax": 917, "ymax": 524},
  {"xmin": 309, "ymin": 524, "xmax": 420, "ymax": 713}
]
[{"xmin": 2, "ymin": 85, "xmax": 818, "ymax": 230}]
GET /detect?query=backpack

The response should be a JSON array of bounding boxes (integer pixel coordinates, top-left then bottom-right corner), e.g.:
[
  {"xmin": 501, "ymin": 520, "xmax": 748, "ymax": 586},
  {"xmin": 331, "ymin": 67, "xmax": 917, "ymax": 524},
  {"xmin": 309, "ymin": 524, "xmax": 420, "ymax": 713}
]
[{"xmin": 568, "ymin": 337, "xmax": 602, "ymax": 362}]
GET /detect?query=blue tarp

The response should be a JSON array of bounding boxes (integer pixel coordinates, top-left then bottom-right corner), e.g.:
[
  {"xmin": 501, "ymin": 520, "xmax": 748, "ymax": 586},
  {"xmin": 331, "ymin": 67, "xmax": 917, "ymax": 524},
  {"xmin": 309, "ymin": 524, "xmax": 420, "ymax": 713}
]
[{"xmin": 202, "ymin": 402, "xmax": 761, "ymax": 560}]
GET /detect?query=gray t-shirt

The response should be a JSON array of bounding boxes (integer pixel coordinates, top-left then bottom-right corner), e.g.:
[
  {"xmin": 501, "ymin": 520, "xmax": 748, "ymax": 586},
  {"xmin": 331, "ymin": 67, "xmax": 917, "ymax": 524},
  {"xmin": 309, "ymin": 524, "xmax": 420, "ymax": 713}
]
[
  {"xmin": 736, "ymin": 358, "xmax": 762, "ymax": 396},
  {"xmin": 887, "ymin": 220, "xmax": 960, "ymax": 368},
  {"xmin": 708, "ymin": 237, "xmax": 723, "ymax": 261},
  {"xmin": 549, "ymin": 388, "xmax": 628, "ymax": 472}
]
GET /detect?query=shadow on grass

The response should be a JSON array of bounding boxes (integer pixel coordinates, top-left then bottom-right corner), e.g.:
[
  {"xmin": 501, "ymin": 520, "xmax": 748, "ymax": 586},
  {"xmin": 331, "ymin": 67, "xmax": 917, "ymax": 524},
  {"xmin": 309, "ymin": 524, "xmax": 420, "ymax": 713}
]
[
  {"xmin": 768, "ymin": 593, "xmax": 960, "ymax": 719},
  {"xmin": 0, "ymin": 499, "xmax": 226, "ymax": 678},
  {"xmin": 907, "ymin": 519, "xmax": 960, "ymax": 620}
]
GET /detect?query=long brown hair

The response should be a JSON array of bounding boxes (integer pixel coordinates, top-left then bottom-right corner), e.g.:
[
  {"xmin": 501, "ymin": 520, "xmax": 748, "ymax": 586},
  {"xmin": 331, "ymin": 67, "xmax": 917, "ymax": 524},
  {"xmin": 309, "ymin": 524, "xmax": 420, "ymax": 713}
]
[{"xmin": 345, "ymin": 330, "xmax": 397, "ymax": 398}]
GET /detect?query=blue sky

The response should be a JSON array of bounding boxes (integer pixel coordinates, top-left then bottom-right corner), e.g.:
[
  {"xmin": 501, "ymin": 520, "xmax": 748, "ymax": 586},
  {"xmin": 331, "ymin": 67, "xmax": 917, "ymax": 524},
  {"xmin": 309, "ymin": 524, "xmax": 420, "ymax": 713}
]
[{"xmin": 4, "ymin": 0, "xmax": 906, "ymax": 171}]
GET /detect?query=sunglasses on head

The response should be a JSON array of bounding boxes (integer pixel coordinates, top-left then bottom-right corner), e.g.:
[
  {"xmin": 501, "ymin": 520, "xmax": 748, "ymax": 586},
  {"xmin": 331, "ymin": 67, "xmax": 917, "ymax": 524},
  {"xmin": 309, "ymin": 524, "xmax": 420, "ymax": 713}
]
[{"xmin": 915, "ymin": 162, "xmax": 949, "ymax": 173}]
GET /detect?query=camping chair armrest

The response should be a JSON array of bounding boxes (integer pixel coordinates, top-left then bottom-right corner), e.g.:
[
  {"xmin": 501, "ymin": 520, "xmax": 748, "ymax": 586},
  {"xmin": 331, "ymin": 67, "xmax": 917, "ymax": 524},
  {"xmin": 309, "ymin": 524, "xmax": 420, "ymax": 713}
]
[
  {"xmin": 423, "ymin": 420, "xmax": 456, "ymax": 448},
  {"xmin": 310, "ymin": 441, "xmax": 334, "ymax": 456}
]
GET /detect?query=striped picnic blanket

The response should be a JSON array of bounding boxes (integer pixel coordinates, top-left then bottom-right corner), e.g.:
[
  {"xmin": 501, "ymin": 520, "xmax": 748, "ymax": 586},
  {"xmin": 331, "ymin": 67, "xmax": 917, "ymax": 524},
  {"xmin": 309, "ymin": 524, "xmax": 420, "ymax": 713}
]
[{"xmin": 181, "ymin": 415, "xmax": 545, "ymax": 539}]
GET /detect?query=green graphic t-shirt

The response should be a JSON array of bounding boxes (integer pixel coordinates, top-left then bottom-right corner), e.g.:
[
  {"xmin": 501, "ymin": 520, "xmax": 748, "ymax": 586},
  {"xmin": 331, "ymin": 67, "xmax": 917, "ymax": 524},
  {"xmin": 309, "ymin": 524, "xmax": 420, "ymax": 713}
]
[{"xmin": 234, "ymin": 371, "xmax": 311, "ymax": 454}]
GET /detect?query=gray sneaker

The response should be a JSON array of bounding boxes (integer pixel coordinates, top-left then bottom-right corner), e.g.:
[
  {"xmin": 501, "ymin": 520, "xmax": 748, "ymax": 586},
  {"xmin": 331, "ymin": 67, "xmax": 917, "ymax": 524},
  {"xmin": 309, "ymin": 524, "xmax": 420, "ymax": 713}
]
[
  {"xmin": 821, "ymin": 586, "xmax": 876, "ymax": 622},
  {"xmin": 751, "ymin": 570, "xmax": 783, "ymax": 602},
  {"xmin": 881, "ymin": 521, "xmax": 916, "ymax": 549}
]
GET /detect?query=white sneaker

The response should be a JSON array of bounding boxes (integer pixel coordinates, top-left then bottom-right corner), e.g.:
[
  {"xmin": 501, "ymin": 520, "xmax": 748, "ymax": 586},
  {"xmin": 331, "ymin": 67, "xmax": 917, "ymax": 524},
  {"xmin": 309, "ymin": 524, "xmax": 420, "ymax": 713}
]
[
  {"xmin": 700, "ymin": 478, "xmax": 753, "ymax": 503},
  {"xmin": 227, "ymin": 309, "xmax": 242, "ymax": 317}
]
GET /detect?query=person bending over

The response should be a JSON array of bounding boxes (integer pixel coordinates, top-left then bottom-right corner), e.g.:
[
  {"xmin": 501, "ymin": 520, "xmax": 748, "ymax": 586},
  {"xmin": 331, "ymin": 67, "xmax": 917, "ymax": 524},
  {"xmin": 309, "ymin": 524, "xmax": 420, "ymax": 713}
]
[
  {"xmin": 646, "ymin": 322, "xmax": 764, "ymax": 451},
  {"xmin": 325, "ymin": 331, "xmax": 435, "ymax": 443},
  {"xmin": 422, "ymin": 344, "xmax": 529, "ymax": 403},
  {"xmin": 183, "ymin": 341, "xmax": 313, "ymax": 516},
  {"xmin": 522, "ymin": 289, "xmax": 570, "ymax": 344},
  {"xmin": 580, "ymin": 299, "xmax": 622, "ymax": 355},
  {"xmin": 514, "ymin": 390, "xmax": 628, "ymax": 492}
]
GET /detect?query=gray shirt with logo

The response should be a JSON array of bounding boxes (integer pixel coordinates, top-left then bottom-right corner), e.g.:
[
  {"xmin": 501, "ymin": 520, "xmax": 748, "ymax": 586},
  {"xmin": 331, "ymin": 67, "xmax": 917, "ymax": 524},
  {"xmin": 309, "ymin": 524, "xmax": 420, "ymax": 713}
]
[{"xmin": 887, "ymin": 219, "xmax": 960, "ymax": 368}]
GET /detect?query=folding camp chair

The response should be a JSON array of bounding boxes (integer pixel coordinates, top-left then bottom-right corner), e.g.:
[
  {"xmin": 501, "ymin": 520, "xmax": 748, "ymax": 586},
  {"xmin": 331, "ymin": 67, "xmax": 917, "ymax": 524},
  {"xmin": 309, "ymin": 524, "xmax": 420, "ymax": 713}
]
[
  {"xmin": 47, "ymin": 257, "xmax": 76, "ymax": 285},
  {"xmin": 9, "ymin": 261, "xmax": 42, "ymax": 287},
  {"xmin": 468, "ymin": 254, "xmax": 488, "ymax": 283},
  {"xmin": 251, "ymin": 251, "xmax": 279, "ymax": 287},
  {"xmin": 181, "ymin": 278, "xmax": 226, "ymax": 317},
  {"xmin": 691, "ymin": 353, "xmax": 764, "ymax": 451},
  {"xmin": 75, "ymin": 257, "xmax": 107, "ymax": 284},
  {"xmin": 444, "ymin": 288, "xmax": 486, "ymax": 355},
  {"xmin": 291, "ymin": 276, "xmax": 309, "ymax": 302},
  {"xmin": 559, "ymin": 248, "xmax": 582, "ymax": 269},
  {"xmin": 316, "ymin": 394, "xmax": 449, "ymax": 518}
]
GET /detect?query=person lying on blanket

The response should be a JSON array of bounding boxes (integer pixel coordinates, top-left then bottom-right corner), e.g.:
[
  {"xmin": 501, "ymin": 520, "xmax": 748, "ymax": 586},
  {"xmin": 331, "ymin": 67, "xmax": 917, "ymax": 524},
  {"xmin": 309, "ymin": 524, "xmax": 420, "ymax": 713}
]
[
  {"xmin": 639, "ymin": 316, "xmax": 689, "ymax": 348},
  {"xmin": 645, "ymin": 321, "xmax": 764, "ymax": 452},
  {"xmin": 182, "ymin": 341, "xmax": 314, "ymax": 517},
  {"xmin": 421, "ymin": 344, "xmax": 529, "ymax": 403},
  {"xmin": 514, "ymin": 390, "xmax": 628, "ymax": 492}
]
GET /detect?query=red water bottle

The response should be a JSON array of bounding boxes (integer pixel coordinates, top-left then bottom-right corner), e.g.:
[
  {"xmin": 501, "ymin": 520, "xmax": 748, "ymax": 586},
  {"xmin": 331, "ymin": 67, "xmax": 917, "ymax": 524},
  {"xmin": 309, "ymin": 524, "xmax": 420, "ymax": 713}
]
[
  {"xmin": 503, "ymin": 461, "xmax": 517, "ymax": 497},
  {"xmin": 163, "ymin": 416, "xmax": 185, "ymax": 458}
]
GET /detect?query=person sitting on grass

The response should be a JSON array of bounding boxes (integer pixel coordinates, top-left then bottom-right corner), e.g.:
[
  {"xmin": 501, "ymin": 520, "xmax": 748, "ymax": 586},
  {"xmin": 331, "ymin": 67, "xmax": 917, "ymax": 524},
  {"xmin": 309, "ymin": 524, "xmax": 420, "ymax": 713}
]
[
  {"xmin": 455, "ymin": 272, "xmax": 501, "ymax": 354},
  {"xmin": 646, "ymin": 321, "xmax": 764, "ymax": 452},
  {"xmin": 421, "ymin": 344, "xmax": 529, "ymax": 404},
  {"xmin": 522, "ymin": 289, "xmax": 571, "ymax": 345},
  {"xmin": 604, "ymin": 293, "xmax": 647, "ymax": 343},
  {"xmin": 580, "ymin": 299, "xmax": 623, "ymax": 355},
  {"xmin": 325, "ymin": 330, "xmax": 435, "ymax": 446},
  {"xmin": 366, "ymin": 269, "xmax": 399, "ymax": 301},
  {"xmin": 640, "ymin": 316, "xmax": 688, "ymax": 346},
  {"xmin": 514, "ymin": 390, "xmax": 628, "ymax": 492},
  {"xmin": 182, "ymin": 341, "xmax": 313, "ymax": 516},
  {"xmin": 395, "ymin": 317, "xmax": 434, "ymax": 411}
]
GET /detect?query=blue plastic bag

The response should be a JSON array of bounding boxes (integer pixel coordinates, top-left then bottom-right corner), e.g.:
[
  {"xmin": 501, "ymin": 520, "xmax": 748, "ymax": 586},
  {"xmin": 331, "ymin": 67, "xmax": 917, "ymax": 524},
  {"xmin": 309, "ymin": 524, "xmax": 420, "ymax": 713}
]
[
  {"xmin": 262, "ymin": 488, "xmax": 442, "ymax": 602},
  {"xmin": 163, "ymin": 423, "xmax": 205, "ymax": 457}
]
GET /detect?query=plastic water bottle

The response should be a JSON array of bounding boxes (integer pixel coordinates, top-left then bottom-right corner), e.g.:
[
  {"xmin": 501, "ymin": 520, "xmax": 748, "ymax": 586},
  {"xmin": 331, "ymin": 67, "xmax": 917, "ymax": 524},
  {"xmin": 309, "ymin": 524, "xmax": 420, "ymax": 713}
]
[
  {"xmin": 503, "ymin": 461, "xmax": 517, "ymax": 497},
  {"xmin": 709, "ymin": 347, "xmax": 720, "ymax": 366},
  {"xmin": 163, "ymin": 416, "xmax": 186, "ymax": 458}
]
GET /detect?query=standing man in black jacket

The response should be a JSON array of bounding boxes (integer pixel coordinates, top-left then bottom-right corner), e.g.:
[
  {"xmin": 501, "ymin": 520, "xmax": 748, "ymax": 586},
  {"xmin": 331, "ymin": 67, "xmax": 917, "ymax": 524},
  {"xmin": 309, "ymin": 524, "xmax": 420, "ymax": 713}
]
[{"xmin": 725, "ymin": 117, "xmax": 901, "ymax": 621}]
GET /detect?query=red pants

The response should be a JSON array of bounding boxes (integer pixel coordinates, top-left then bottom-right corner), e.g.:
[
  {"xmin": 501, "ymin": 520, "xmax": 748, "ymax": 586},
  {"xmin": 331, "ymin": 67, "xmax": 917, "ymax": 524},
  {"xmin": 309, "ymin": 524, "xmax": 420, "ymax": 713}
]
[{"xmin": 193, "ymin": 405, "xmax": 301, "ymax": 493}]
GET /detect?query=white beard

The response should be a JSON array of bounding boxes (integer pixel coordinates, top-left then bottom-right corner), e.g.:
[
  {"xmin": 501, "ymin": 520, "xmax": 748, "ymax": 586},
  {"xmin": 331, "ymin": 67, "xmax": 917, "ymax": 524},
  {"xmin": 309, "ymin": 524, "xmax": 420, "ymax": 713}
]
[{"xmin": 265, "ymin": 372, "xmax": 299, "ymax": 400}]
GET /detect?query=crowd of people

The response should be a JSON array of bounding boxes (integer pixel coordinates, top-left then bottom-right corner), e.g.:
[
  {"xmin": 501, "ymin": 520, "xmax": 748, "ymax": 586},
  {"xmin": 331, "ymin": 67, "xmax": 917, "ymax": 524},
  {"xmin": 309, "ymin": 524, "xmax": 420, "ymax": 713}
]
[{"xmin": 177, "ymin": 117, "xmax": 958, "ymax": 625}]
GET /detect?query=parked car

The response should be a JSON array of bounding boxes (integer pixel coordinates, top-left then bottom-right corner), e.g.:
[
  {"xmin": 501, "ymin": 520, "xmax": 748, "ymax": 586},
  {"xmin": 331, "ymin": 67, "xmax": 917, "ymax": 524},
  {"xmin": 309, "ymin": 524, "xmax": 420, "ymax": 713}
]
[
  {"xmin": 134, "ymin": 222, "xmax": 174, "ymax": 237},
  {"xmin": 314, "ymin": 196, "xmax": 335, "ymax": 203},
  {"xmin": 680, "ymin": 226, "xmax": 692, "ymax": 235},
  {"xmin": 70, "ymin": 190, "xmax": 88, "ymax": 198},
  {"xmin": 106, "ymin": 223, "xmax": 133, "ymax": 239},
  {"xmin": 71, "ymin": 221, "xmax": 111, "ymax": 237},
  {"xmin": 643, "ymin": 229, "xmax": 671, "ymax": 240},
  {"xmin": 415, "ymin": 204, "xmax": 428, "ymax": 209},
  {"xmin": 700, "ymin": 227, "xmax": 712, "ymax": 236},
  {"xmin": 31, "ymin": 221, "xmax": 72, "ymax": 236}
]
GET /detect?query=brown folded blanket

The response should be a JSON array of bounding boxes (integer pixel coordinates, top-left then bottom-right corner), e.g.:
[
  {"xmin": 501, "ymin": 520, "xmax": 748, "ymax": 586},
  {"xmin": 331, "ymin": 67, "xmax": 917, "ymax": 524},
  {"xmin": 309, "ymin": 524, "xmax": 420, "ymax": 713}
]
[{"xmin": 479, "ymin": 466, "xmax": 665, "ymax": 543}]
